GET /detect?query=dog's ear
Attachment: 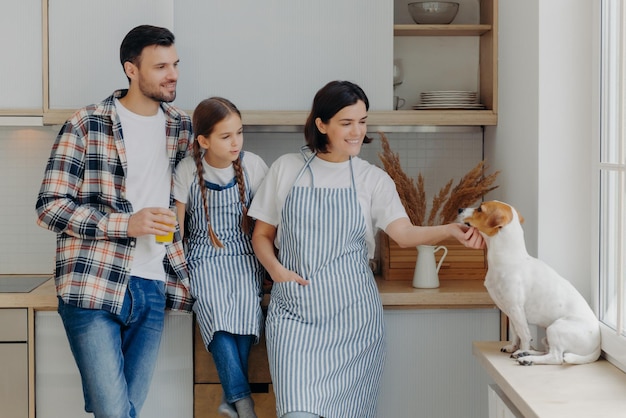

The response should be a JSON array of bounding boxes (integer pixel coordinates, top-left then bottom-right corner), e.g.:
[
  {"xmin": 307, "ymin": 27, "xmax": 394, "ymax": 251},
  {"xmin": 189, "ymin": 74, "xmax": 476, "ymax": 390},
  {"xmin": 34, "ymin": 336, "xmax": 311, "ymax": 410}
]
[
  {"xmin": 516, "ymin": 210, "xmax": 525, "ymax": 224},
  {"xmin": 487, "ymin": 213, "xmax": 507, "ymax": 229},
  {"xmin": 487, "ymin": 206, "xmax": 514, "ymax": 230}
]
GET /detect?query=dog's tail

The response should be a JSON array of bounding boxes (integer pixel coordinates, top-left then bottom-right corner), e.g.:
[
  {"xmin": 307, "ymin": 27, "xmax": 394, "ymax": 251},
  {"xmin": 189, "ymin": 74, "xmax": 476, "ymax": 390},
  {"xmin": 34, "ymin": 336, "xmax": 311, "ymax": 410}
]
[{"xmin": 563, "ymin": 345, "xmax": 602, "ymax": 364}]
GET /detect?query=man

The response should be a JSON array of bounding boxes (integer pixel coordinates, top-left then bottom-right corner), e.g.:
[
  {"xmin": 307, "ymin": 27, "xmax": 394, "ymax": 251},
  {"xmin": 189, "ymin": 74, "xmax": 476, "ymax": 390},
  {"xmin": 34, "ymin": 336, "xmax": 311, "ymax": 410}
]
[{"xmin": 35, "ymin": 25, "xmax": 193, "ymax": 417}]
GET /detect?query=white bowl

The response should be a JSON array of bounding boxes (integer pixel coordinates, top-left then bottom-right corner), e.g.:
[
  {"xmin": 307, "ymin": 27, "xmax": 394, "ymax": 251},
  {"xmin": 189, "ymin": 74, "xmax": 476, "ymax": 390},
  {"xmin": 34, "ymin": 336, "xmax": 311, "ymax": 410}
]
[{"xmin": 408, "ymin": 2, "xmax": 460, "ymax": 24}]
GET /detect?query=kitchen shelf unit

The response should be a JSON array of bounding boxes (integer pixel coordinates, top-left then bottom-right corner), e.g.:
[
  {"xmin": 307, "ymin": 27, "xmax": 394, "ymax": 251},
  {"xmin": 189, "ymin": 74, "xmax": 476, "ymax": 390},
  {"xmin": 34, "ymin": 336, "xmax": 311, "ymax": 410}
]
[
  {"xmin": 12, "ymin": 0, "xmax": 497, "ymax": 129},
  {"xmin": 391, "ymin": 0, "xmax": 497, "ymax": 126}
]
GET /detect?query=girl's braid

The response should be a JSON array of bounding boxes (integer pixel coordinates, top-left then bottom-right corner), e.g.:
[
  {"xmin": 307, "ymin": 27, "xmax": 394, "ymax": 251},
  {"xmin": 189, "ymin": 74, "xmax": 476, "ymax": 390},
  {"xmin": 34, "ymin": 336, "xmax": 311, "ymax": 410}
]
[
  {"xmin": 233, "ymin": 156, "xmax": 252, "ymax": 235},
  {"xmin": 192, "ymin": 140, "xmax": 223, "ymax": 248}
]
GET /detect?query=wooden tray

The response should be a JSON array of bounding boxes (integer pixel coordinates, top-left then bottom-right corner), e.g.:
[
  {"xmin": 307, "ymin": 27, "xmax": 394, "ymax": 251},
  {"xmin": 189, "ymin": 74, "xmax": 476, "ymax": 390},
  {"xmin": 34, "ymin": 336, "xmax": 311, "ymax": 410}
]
[{"xmin": 380, "ymin": 234, "xmax": 487, "ymax": 281}]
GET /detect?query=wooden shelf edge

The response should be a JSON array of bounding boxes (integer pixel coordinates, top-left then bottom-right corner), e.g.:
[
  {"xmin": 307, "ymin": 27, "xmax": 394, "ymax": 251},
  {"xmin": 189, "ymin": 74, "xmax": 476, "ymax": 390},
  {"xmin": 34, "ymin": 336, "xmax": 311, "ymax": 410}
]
[
  {"xmin": 42, "ymin": 109, "xmax": 496, "ymax": 127},
  {"xmin": 368, "ymin": 110, "xmax": 496, "ymax": 126},
  {"xmin": 0, "ymin": 109, "xmax": 43, "ymax": 117},
  {"xmin": 394, "ymin": 24, "xmax": 492, "ymax": 36}
]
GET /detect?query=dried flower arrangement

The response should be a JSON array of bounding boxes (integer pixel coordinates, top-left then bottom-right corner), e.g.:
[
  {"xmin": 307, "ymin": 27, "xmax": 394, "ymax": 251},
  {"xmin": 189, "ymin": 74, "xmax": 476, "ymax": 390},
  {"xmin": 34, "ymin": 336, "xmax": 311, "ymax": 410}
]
[{"xmin": 377, "ymin": 131, "xmax": 500, "ymax": 226}]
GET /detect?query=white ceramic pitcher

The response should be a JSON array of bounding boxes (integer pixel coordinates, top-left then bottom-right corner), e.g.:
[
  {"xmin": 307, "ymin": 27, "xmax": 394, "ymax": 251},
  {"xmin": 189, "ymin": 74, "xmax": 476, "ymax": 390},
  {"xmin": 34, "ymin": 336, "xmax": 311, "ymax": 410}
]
[{"xmin": 412, "ymin": 244, "xmax": 448, "ymax": 289}]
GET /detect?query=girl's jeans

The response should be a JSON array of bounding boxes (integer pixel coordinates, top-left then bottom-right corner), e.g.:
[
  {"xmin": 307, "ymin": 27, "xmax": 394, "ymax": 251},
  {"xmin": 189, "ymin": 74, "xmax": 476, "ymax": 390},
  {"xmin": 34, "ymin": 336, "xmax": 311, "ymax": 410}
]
[
  {"xmin": 209, "ymin": 331, "xmax": 255, "ymax": 404},
  {"xmin": 57, "ymin": 277, "xmax": 166, "ymax": 418}
]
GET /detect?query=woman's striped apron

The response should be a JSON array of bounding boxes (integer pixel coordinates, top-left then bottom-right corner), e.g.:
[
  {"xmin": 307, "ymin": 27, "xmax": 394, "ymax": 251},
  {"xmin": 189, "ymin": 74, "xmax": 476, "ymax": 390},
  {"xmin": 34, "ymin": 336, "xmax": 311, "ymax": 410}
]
[
  {"xmin": 267, "ymin": 150, "xmax": 385, "ymax": 418},
  {"xmin": 186, "ymin": 166, "xmax": 264, "ymax": 347}
]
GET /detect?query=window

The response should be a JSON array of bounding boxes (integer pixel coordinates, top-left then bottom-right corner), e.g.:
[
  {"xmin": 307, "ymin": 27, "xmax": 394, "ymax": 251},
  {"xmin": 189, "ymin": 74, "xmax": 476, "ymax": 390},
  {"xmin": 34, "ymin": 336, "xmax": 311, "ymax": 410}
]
[{"xmin": 597, "ymin": 0, "xmax": 626, "ymax": 371}]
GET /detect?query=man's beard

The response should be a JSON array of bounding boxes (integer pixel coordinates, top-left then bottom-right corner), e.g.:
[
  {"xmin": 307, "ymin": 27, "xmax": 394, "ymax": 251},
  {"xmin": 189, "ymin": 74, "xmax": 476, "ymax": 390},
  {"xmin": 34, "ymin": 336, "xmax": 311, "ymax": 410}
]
[{"xmin": 139, "ymin": 79, "xmax": 176, "ymax": 103}]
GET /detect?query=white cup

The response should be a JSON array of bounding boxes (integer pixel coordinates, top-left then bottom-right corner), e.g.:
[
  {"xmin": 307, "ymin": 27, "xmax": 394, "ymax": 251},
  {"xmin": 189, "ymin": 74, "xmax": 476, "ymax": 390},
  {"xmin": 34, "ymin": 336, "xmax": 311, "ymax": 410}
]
[{"xmin": 394, "ymin": 96, "xmax": 406, "ymax": 110}]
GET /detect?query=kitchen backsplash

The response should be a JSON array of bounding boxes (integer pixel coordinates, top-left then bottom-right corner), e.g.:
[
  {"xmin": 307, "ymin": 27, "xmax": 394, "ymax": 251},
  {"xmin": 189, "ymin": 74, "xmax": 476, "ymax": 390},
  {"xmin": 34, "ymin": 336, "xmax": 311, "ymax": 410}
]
[{"xmin": 0, "ymin": 126, "xmax": 482, "ymax": 274}]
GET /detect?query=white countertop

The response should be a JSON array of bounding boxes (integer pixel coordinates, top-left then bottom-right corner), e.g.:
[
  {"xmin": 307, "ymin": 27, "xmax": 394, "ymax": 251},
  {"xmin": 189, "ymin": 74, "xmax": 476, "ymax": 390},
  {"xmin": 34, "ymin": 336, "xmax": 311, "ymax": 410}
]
[{"xmin": 473, "ymin": 341, "xmax": 626, "ymax": 418}]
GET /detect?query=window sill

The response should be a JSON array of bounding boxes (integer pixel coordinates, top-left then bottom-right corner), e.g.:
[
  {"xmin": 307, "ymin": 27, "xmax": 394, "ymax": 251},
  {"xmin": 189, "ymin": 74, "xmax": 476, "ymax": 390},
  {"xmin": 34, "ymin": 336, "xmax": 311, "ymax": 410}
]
[{"xmin": 473, "ymin": 341, "xmax": 626, "ymax": 418}]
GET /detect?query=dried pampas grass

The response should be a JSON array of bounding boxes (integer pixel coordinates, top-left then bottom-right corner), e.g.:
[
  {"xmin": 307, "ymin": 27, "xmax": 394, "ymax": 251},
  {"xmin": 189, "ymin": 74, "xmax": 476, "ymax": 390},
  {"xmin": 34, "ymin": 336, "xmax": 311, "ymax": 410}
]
[
  {"xmin": 378, "ymin": 132, "xmax": 425, "ymax": 225},
  {"xmin": 377, "ymin": 132, "xmax": 500, "ymax": 226}
]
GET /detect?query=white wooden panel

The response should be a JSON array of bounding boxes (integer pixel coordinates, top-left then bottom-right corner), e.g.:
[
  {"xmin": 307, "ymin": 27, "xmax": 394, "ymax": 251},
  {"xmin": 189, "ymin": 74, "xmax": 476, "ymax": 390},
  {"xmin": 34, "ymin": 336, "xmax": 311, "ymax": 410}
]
[
  {"xmin": 0, "ymin": 344, "xmax": 28, "ymax": 418},
  {"xmin": 488, "ymin": 384, "xmax": 524, "ymax": 418},
  {"xmin": 0, "ymin": 308, "xmax": 28, "ymax": 341},
  {"xmin": 173, "ymin": 0, "xmax": 393, "ymax": 111},
  {"xmin": 35, "ymin": 311, "xmax": 193, "ymax": 418},
  {"xmin": 377, "ymin": 308, "xmax": 500, "ymax": 418},
  {"xmin": 48, "ymin": 0, "xmax": 174, "ymax": 109},
  {"xmin": 0, "ymin": 0, "xmax": 42, "ymax": 109}
]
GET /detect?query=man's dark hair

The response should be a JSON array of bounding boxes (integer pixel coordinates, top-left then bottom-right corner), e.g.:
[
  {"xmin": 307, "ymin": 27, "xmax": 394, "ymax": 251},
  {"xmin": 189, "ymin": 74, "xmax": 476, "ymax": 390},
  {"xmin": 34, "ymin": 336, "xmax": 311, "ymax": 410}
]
[{"xmin": 119, "ymin": 25, "xmax": 175, "ymax": 71}]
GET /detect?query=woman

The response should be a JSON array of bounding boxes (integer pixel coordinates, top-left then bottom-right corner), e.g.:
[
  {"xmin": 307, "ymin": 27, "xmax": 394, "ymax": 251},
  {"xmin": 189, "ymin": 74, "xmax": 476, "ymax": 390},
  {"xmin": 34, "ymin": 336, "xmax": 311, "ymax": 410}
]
[{"xmin": 249, "ymin": 80, "xmax": 483, "ymax": 418}]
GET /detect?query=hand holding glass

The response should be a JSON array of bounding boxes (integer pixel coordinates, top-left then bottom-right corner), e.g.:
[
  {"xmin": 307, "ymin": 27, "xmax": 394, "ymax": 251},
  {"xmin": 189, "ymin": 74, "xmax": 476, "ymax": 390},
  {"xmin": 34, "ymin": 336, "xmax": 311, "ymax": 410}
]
[{"xmin": 155, "ymin": 214, "xmax": 176, "ymax": 244}]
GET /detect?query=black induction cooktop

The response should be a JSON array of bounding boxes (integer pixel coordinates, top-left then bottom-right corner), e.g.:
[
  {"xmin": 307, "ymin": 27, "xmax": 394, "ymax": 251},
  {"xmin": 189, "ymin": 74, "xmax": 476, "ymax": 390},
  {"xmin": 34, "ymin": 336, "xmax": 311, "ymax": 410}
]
[{"xmin": 0, "ymin": 276, "xmax": 51, "ymax": 293}]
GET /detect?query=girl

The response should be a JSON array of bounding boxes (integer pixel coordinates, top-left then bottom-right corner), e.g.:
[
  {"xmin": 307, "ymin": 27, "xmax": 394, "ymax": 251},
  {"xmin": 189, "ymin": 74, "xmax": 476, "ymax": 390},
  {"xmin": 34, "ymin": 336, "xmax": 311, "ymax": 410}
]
[
  {"xmin": 173, "ymin": 97, "xmax": 268, "ymax": 418},
  {"xmin": 248, "ymin": 81, "xmax": 484, "ymax": 418}
]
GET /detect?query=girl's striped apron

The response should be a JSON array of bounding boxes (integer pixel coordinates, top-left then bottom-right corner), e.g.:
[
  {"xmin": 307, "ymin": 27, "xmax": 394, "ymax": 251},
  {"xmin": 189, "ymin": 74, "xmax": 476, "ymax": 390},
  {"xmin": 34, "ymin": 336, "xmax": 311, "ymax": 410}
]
[
  {"xmin": 267, "ymin": 149, "xmax": 385, "ymax": 418},
  {"xmin": 186, "ymin": 165, "xmax": 264, "ymax": 347}
]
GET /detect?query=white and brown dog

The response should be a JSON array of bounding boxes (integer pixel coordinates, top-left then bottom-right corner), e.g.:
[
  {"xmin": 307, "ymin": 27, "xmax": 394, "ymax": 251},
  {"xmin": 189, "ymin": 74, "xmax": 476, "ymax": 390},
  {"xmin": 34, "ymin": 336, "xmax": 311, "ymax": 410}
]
[{"xmin": 459, "ymin": 200, "xmax": 601, "ymax": 365}]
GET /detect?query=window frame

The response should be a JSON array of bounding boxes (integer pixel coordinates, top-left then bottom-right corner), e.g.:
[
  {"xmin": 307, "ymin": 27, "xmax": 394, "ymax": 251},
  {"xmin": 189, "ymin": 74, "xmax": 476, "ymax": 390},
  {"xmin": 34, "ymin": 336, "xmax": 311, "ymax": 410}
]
[{"xmin": 595, "ymin": 0, "xmax": 626, "ymax": 372}]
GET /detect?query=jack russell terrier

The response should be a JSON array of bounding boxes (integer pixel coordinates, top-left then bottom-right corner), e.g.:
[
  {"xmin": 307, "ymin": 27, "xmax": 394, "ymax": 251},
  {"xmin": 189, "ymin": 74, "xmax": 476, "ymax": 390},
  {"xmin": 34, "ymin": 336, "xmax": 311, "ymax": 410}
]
[{"xmin": 458, "ymin": 201, "xmax": 601, "ymax": 365}]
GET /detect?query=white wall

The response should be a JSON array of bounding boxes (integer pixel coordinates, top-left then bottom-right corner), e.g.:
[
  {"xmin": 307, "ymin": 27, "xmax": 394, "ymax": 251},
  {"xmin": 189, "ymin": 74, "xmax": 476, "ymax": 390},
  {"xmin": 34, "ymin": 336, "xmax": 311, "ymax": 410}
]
[
  {"xmin": 485, "ymin": 0, "xmax": 594, "ymax": 300},
  {"xmin": 484, "ymin": 0, "xmax": 540, "ymax": 256}
]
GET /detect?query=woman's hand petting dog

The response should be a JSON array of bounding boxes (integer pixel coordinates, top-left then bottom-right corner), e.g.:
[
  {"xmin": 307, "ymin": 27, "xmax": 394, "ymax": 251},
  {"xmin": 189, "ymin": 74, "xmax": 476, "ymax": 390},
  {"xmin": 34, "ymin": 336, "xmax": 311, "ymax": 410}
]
[{"xmin": 451, "ymin": 223, "xmax": 485, "ymax": 249}]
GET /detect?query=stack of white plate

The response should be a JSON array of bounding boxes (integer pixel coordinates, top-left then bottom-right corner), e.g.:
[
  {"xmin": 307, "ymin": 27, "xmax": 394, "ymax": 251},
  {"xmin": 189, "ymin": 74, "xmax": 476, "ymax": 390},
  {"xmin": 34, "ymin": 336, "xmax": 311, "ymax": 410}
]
[{"xmin": 413, "ymin": 91, "xmax": 485, "ymax": 109}]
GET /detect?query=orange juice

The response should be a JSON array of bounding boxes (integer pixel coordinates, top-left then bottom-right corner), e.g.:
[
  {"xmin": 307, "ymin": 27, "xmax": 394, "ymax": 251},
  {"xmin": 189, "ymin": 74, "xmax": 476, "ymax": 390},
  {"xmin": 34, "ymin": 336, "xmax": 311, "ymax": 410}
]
[{"xmin": 155, "ymin": 219, "xmax": 175, "ymax": 244}]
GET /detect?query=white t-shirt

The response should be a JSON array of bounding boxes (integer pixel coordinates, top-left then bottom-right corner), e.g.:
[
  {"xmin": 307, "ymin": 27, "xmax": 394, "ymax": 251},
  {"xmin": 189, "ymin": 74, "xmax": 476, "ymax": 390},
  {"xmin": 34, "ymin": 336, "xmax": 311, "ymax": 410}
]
[
  {"xmin": 115, "ymin": 98, "xmax": 170, "ymax": 282},
  {"xmin": 173, "ymin": 151, "xmax": 268, "ymax": 204},
  {"xmin": 247, "ymin": 152, "xmax": 408, "ymax": 259}
]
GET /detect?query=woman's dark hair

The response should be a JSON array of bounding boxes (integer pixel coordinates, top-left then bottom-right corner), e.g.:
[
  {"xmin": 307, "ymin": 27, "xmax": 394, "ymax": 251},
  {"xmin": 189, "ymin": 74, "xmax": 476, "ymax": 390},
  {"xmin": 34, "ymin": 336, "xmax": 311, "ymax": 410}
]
[
  {"xmin": 191, "ymin": 97, "xmax": 250, "ymax": 248},
  {"xmin": 303, "ymin": 80, "xmax": 373, "ymax": 153},
  {"xmin": 119, "ymin": 25, "xmax": 175, "ymax": 80}
]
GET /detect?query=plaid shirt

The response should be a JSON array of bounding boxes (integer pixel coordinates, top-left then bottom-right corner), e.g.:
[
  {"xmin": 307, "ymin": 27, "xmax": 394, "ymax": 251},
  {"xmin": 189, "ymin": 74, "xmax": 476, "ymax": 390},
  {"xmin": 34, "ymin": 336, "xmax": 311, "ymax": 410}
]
[{"xmin": 36, "ymin": 90, "xmax": 194, "ymax": 314}]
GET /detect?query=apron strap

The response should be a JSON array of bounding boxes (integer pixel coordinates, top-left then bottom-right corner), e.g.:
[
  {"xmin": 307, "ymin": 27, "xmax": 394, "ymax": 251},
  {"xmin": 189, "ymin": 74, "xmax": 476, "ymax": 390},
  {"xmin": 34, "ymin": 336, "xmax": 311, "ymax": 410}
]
[
  {"xmin": 293, "ymin": 145, "xmax": 318, "ymax": 188},
  {"xmin": 294, "ymin": 145, "xmax": 357, "ymax": 190}
]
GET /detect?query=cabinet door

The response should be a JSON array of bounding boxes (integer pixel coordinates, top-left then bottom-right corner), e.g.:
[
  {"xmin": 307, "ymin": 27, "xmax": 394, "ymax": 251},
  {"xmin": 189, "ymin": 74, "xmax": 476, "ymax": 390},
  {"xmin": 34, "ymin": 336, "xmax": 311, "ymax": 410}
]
[
  {"xmin": 194, "ymin": 383, "xmax": 276, "ymax": 418},
  {"xmin": 35, "ymin": 311, "xmax": 193, "ymax": 418},
  {"xmin": 0, "ymin": 344, "xmax": 28, "ymax": 418},
  {"xmin": 378, "ymin": 309, "xmax": 500, "ymax": 418},
  {"xmin": 171, "ymin": 0, "xmax": 392, "ymax": 111},
  {"xmin": 47, "ymin": 1, "xmax": 392, "ymax": 112},
  {"xmin": 0, "ymin": 308, "xmax": 28, "ymax": 341},
  {"xmin": 0, "ymin": 0, "xmax": 42, "ymax": 110},
  {"xmin": 47, "ymin": 0, "xmax": 173, "ymax": 109},
  {"xmin": 194, "ymin": 322, "xmax": 271, "ymax": 383},
  {"xmin": 0, "ymin": 310, "xmax": 28, "ymax": 417},
  {"xmin": 488, "ymin": 384, "xmax": 523, "ymax": 418}
]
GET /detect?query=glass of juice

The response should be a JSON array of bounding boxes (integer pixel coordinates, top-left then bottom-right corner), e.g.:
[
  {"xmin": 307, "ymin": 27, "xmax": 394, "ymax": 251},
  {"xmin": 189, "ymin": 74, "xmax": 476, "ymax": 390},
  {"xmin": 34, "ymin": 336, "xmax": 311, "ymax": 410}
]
[{"xmin": 155, "ymin": 215, "xmax": 176, "ymax": 245}]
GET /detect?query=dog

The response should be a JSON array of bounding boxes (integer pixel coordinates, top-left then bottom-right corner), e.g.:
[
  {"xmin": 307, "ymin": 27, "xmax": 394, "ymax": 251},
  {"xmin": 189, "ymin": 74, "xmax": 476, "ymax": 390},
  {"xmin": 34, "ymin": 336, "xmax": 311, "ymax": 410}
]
[{"xmin": 458, "ymin": 200, "xmax": 601, "ymax": 365}]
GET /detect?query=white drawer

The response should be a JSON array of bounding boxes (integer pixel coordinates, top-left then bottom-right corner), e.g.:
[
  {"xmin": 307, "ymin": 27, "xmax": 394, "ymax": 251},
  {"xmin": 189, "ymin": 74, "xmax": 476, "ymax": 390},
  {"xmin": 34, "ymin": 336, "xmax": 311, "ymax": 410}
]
[{"xmin": 0, "ymin": 308, "xmax": 28, "ymax": 342}]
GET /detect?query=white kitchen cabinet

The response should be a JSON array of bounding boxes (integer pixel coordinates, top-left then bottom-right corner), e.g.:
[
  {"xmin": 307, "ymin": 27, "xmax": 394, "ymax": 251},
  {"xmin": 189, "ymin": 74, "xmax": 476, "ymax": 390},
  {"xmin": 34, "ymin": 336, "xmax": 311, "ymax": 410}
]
[
  {"xmin": 0, "ymin": 309, "xmax": 29, "ymax": 418},
  {"xmin": 35, "ymin": 311, "xmax": 193, "ymax": 418},
  {"xmin": 0, "ymin": 0, "xmax": 42, "ymax": 113},
  {"xmin": 47, "ymin": 0, "xmax": 174, "ymax": 110},
  {"xmin": 40, "ymin": 1, "xmax": 496, "ymax": 126},
  {"xmin": 488, "ymin": 384, "xmax": 523, "ymax": 418},
  {"xmin": 172, "ymin": 0, "xmax": 391, "ymax": 112},
  {"xmin": 377, "ymin": 308, "xmax": 500, "ymax": 418},
  {"xmin": 46, "ymin": 1, "xmax": 391, "ymax": 113}
]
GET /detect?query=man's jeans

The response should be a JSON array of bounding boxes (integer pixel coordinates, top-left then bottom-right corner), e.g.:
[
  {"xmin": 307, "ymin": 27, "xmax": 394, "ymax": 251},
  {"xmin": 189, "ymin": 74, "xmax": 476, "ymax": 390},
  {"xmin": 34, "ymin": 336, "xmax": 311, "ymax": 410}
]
[
  {"xmin": 58, "ymin": 277, "xmax": 166, "ymax": 418},
  {"xmin": 209, "ymin": 331, "xmax": 255, "ymax": 404}
]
